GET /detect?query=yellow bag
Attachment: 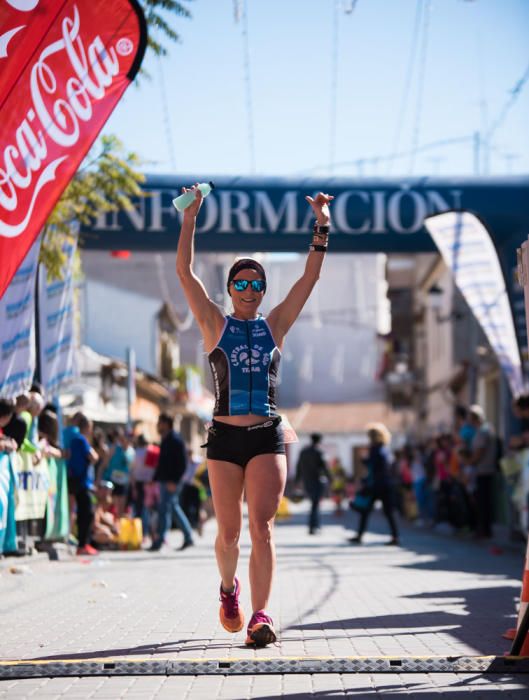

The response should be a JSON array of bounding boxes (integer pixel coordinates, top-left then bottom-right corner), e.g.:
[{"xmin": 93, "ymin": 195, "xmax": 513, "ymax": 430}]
[
  {"xmin": 118, "ymin": 517, "xmax": 143, "ymax": 550},
  {"xmin": 276, "ymin": 496, "xmax": 291, "ymax": 519}
]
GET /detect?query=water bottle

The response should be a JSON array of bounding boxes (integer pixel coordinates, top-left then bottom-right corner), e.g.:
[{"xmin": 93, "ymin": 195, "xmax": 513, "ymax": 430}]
[{"xmin": 172, "ymin": 182, "xmax": 215, "ymax": 212}]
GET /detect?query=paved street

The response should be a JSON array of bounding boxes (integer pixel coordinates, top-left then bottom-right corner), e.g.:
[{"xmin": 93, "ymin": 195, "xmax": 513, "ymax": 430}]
[{"xmin": 1, "ymin": 502, "xmax": 529, "ymax": 698}]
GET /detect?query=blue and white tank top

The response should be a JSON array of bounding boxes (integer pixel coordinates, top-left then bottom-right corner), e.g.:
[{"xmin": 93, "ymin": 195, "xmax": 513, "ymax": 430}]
[{"xmin": 208, "ymin": 315, "xmax": 281, "ymax": 416}]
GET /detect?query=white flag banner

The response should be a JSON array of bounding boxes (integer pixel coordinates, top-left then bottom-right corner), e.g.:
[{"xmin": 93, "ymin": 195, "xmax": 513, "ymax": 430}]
[
  {"xmin": 424, "ymin": 210, "xmax": 524, "ymax": 397},
  {"xmin": 38, "ymin": 235, "xmax": 78, "ymax": 395},
  {"xmin": 0, "ymin": 238, "xmax": 40, "ymax": 398}
]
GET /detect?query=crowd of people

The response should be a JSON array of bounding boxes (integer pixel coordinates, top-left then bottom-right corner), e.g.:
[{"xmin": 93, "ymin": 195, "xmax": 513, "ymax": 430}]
[
  {"xmin": 2, "ymin": 388, "xmax": 527, "ymax": 556},
  {"xmin": 295, "ymin": 402, "xmax": 529, "ymax": 546},
  {"xmin": 0, "ymin": 386, "xmax": 212, "ymax": 556}
]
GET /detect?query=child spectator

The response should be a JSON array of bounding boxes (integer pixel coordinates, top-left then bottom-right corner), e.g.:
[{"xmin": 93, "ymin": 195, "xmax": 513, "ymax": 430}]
[{"xmin": 93, "ymin": 481, "xmax": 120, "ymax": 548}]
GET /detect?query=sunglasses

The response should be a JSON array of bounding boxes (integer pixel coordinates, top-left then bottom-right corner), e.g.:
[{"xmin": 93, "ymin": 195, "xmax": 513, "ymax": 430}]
[{"xmin": 231, "ymin": 279, "xmax": 266, "ymax": 293}]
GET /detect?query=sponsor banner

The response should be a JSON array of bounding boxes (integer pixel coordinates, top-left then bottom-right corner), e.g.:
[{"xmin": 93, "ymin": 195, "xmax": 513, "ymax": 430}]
[
  {"xmin": 0, "ymin": 1, "xmax": 59, "ymax": 106},
  {"xmin": 13, "ymin": 450, "xmax": 50, "ymax": 521},
  {"xmin": 424, "ymin": 211, "xmax": 525, "ymax": 397},
  {"xmin": 0, "ymin": 237, "xmax": 40, "ymax": 397},
  {"xmin": 39, "ymin": 234, "xmax": 78, "ymax": 394},
  {"xmin": 44, "ymin": 456, "xmax": 69, "ymax": 540},
  {"xmin": 0, "ymin": 0, "xmax": 147, "ymax": 298},
  {"xmin": 0, "ymin": 452, "xmax": 17, "ymax": 554},
  {"xmin": 81, "ymin": 175, "xmax": 529, "ymax": 254}
]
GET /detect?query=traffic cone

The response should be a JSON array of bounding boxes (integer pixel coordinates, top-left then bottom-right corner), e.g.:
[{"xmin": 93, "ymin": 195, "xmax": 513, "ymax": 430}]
[{"xmin": 509, "ymin": 542, "xmax": 529, "ymax": 656}]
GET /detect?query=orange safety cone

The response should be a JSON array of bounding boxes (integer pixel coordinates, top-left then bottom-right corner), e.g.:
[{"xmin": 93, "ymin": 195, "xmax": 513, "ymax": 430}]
[{"xmin": 509, "ymin": 542, "xmax": 529, "ymax": 656}]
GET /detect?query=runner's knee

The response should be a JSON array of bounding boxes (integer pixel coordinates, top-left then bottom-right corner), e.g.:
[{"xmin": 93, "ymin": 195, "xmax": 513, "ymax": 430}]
[
  {"xmin": 217, "ymin": 528, "xmax": 240, "ymax": 550},
  {"xmin": 249, "ymin": 519, "xmax": 273, "ymax": 545}
]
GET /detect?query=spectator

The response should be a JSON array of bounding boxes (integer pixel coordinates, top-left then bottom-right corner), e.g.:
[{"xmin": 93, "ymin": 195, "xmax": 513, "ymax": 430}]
[
  {"xmin": 102, "ymin": 428, "xmax": 135, "ymax": 517},
  {"xmin": 459, "ymin": 446, "xmax": 477, "ymax": 532},
  {"xmin": 455, "ymin": 405, "xmax": 476, "ymax": 450},
  {"xmin": 469, "ymin": 404, "xmax": 497, "ymax": 539},
  {"xmin": 349, "ymin": 423, "xmax": 400, "ymax": 546},
  {"xmin": 62, "ymin": 412, "xmax": 84, "ymax": 458},
  {"xmin": 38, "ymin": 410, "xmax": 62, "ymax": 460},
  {"xmin": 513, "ymin": 394, "xmax": 529, "ymax": 432},
  {"xmin": 2, "ymin": 394, "xmax": 29, "ymax": 450},
  {"xmin": 396, "ymin": 447, "xmax": 416, "ymax": 520},
  {"xmin": 194, "ymin": 459, "xmax": 214, "ymax": 533},
  {"xmin": 93, "ymin": 481, "xmax": 120, "ymax": 548},
  {"xmin": 149, "ymin": 413, "xmax": 194, "ymax": 552},
  {"xmin": 500, "ymin": 435, "xmax": 527, "ymax": 540},
  {"xmin": 180, "ymin": 448, "xmax": 203, "ymax": 532},
  {"xmin": 0, "ymin": 397, "xmax": 17, "ymax": 453},
  {"xmin": 329, "ymin": 458, "xmax": 347, "ymax": 515},
  {"xmin": 92, "ymin": 428, "xmax": 110, "ymax": 485},
  {"xmin": 67, "ymin": 415, "xmax": 99, "ymax": 555},
  {"xmin": 131, "ymin": 434, "xmax": 156, "ymax": 539},
  {"xmin": 295, "ymin": 433, "xmax": 331, "ymax": 535},
  {"xmin": 410, "ymin": 447, "xmax": 430, "ymax": 525},
  {"xmin": 432, "ymin": 435, "xmax": 453, "ymax": 526},
  {"xmin": 20, "ymin": 391, "xmax": 44, "ymax": 458}
]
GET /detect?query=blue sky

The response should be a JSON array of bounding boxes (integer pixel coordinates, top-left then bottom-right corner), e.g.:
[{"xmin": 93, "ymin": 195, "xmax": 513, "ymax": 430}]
[{"xmin": 103, "ymin": 0, "xmax": 529, "ymax": 179}]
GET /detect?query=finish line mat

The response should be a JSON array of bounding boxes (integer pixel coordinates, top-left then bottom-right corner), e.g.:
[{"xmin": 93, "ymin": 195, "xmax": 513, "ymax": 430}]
[{"xmin": 1, "ymin": 656, "xmax": 529, "ymax": 678}]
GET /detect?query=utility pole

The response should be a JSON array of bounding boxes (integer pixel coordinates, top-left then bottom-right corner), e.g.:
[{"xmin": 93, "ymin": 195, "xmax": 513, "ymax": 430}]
[{"xmin": 473, "ymin": 131, "xmax": 481, "ymax": 175}]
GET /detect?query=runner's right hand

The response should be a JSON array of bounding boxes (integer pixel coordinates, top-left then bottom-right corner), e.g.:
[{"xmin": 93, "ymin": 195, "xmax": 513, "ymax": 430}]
[{"xmin": 183, "ymin": 184, "xmax": 204, "ymax": 219}]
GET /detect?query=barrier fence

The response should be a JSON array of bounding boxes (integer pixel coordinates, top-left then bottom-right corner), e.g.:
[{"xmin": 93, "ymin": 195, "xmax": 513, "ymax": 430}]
[{"xmin": 0, "ymin": 450, "xmax": 69, "ymax": 554}]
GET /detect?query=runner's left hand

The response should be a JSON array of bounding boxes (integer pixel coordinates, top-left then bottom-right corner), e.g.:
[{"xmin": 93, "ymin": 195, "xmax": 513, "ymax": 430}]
[{"xmin": 305, "ymin": 192, "xmax": 334, "ymax": 226}]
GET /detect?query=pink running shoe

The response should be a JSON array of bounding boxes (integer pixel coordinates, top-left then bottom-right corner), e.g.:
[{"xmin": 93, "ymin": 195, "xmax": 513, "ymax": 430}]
[
  {"xmin": 245, "ymin": 610, "xmax": 277, "ymax": 647},
  {"xmin": 219, "ymin": 577, "xmax": 245, "ymax": 633}
]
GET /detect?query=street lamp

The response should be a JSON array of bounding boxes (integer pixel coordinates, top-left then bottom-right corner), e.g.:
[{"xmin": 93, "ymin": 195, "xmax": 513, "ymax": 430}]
[{"xmin": 427, "ymin": 284, "xmax": 464, "ymax": 323}]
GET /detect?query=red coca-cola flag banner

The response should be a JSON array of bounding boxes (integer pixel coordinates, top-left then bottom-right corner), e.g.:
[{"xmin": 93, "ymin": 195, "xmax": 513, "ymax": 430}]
[{"xmin": 0, "ymin": 0, "xmax": 147, "ymax": 298}]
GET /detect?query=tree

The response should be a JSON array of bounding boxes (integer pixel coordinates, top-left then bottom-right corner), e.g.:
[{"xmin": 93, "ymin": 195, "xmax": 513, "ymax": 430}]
[
  {"xmin": 140, "ymin": 0, "xmax": 193, "ymax": 58},
  {"xmin": 40, "ymin": 136, "xmax": 145, "ymax": 279},
  {"xmin": 41, "ymin": 1, "xmax": 193, "ymax": 278}
]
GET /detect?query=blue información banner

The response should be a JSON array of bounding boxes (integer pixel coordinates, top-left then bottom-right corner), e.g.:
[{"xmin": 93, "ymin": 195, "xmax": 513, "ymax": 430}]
[
  {"xmin": 0, "ymin": 452, "xmax": 17, "ymax": 554},
  {"xmin": 80, "ymin": 175, "xmax": 529, "ymax": 254}
]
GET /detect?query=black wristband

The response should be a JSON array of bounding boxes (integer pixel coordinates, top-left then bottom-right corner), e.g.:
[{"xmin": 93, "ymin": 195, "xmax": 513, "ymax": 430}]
[
  {"xmin": 313, "ymin": 222, "xmax": 330, "ymax": 235},
  {"xmin": 310, "ymin": 244, "xmax": 328, "ymax": 252}
]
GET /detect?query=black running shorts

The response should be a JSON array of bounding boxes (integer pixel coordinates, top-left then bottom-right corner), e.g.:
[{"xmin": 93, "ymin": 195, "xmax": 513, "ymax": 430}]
[{"xmin": 203, "ymin": 417, "xmax": 286, "ymax": 469}]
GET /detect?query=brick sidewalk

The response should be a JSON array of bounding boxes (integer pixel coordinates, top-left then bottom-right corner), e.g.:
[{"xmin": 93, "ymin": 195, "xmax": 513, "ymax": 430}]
[{"xmin": 1, "ymin": 502, "xmax": 529, "ymax": 698}]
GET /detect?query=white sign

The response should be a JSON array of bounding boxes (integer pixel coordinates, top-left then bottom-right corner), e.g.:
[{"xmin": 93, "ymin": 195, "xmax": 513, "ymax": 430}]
[
  {"xmin": 0, "ymin": 237, "xmax": 40, "ymax": 397},
  {"xmin": 424, "ymin": 211, "xmax": 524, "ymax": 396},
  {"xmin": 38, "ymin": 234, "xmax": 78, "ymax": 394}
]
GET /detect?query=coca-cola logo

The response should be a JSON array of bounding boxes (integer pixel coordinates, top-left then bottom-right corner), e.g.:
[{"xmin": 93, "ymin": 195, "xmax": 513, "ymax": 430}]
[
  {"xmin": 0, "ymin": 4, "xmax": 130, "ymax": 239},
  {"xmin": 116, "ymin": 37, "xmax": 134, "ymax": 56}
]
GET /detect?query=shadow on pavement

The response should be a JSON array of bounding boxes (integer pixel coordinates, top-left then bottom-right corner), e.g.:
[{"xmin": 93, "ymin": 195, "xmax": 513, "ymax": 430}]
[
  {"xmin": 29, "ymin": 638, "xmax": 237, "ymax": 661},
  {"xmin": 252, "ymin": 679, "xmax": 529, "ymax": 699},
  {"xmin": 288, "ymin": 582, "xmax": 518, "ymax": 655}
]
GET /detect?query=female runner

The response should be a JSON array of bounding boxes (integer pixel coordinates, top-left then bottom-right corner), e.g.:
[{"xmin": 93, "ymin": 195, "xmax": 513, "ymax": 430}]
[{"xmin": 176, "ymin": 185, "xmax": 333, "ymax": 647}]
